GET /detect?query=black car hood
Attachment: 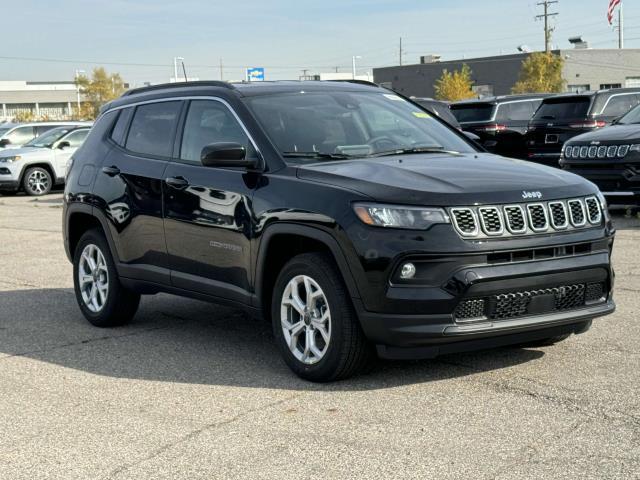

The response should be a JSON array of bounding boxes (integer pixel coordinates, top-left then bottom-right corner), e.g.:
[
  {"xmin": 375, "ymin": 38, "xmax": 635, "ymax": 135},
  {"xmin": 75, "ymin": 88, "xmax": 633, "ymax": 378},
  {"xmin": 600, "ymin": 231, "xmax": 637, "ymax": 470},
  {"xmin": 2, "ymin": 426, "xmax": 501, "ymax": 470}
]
[
  {"xmin": 296, "ymin": 153, "xmax": 595, "ymax": 206},
  {"xmin": 570, "ymin": 124, "xmax": 640, "ymax": 142}
]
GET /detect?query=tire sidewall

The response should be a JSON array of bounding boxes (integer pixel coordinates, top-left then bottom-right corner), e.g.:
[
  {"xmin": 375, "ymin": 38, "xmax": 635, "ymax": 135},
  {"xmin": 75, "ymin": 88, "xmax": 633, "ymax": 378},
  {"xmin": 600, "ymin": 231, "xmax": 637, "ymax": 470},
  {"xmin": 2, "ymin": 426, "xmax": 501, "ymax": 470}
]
[
  {"xmin": 72, "ymin": 229, "xmax": 121, "ymax": 326},
  {"xmin": 22, "ymin": 167, "xmax": 52, "ymax": 196},
  {"xmin": 271, "ymin": 256, "xmax": 349, "ymax": 380}
]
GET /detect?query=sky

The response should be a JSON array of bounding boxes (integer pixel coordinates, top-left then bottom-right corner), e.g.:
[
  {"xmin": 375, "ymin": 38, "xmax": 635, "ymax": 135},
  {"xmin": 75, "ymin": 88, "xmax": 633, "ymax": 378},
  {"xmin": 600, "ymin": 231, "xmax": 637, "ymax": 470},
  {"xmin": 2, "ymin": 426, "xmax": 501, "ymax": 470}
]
[{"xmin": 3, "ymin": 0, "xmax": 639, "ymax": 86}]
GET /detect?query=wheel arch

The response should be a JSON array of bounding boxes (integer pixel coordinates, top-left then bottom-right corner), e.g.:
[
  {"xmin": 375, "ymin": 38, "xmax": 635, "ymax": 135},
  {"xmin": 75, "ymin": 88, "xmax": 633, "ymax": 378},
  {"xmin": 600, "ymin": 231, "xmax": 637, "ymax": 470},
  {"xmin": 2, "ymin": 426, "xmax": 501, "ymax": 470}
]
[
  {"xmin": 254, "ymin": 223, "xmax": 361, "ymax": 316},
  {"xmin": 19, "ymin": 162, "xmax": 56, "ymax": 187},
  {"xmin": 65, "ymin": 203, "xmax": 120, "ymax": 266}
]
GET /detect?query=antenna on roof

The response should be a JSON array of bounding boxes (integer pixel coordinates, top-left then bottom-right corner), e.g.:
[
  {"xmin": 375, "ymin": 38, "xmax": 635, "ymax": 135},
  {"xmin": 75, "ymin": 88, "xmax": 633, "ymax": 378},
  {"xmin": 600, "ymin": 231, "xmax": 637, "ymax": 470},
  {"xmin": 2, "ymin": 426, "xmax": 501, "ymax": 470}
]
[{"xmin": 181, "ymin": 59, "xmax": 188, "ymax": 82}]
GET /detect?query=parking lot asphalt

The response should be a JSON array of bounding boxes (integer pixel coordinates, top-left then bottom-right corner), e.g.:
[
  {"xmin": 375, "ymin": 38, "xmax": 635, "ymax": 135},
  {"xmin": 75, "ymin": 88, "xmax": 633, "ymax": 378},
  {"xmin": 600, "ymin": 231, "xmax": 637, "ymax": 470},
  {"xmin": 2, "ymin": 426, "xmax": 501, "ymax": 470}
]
[{"xmin": 0, "ymin": 192, "xmax": 638, "ymax": 480}]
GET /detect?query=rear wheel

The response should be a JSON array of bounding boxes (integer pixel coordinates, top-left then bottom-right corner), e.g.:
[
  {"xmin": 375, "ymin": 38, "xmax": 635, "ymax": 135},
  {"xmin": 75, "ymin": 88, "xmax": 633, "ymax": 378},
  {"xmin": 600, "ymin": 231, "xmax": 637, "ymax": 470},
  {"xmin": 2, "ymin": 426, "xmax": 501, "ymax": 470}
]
[
  {"xmin": 73, "ymin": 229, "xmax": 140, "ymax": 327},
  {"xmin": 22, "ymin": 167, "xmax": 53, "ymax": 196},
  {"xmin": 271, "ymin": 252, "xmax": 373, "ymax": 382}
]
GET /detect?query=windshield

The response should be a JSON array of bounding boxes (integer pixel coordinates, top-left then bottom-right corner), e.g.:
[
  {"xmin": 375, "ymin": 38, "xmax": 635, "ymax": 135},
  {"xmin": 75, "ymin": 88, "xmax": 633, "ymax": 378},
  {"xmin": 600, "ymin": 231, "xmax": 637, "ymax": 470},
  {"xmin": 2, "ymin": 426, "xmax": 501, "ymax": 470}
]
[
  {"xmin": 245, "ymin": 91, "xmax": 474, "ymax": 161},
  {"xmin": 24, "ymin": 127, "xmax": 71, "ymax": 148},
  {"xmin": 532, "ymin": 97, "xmax": 591, "ymax": 122},
  {"xmin": 450, "ymin": 104, "xmax": 495, "ymax": 123},
  {"xmin": 618, "ymin": 103, "xmax": 640, "ymax": 125}
]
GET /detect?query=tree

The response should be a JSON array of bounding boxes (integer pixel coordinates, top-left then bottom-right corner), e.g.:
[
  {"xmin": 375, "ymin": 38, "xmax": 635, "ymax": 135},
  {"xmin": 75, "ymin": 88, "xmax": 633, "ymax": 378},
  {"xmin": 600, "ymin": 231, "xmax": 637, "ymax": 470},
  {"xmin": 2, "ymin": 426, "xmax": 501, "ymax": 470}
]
[
  {"xmin": 74, "ymin": 67, "xmax": 126, "ymax": 120},
  {"xmin": 512, "ymin": 52, "xmax": 564, "ymax": 94},
  {"xmin": 434, "ymin": 64, "xmax": 476, "ymax": 102}
]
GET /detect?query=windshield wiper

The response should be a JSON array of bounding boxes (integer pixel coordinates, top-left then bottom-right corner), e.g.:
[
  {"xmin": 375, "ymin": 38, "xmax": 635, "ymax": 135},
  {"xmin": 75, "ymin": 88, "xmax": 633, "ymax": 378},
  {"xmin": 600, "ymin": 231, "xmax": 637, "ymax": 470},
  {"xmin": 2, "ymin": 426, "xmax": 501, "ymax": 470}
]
[
  {"xmin": 541, "ymin": 115, "xmax": 556, "ymax": 120},
  {"xmin": 371, "ymin": 146, "xmax": 460, "ymax": 157},
  {"xmin": 282, "ymin": 151, "xmax": 353, "ymax": 160}
]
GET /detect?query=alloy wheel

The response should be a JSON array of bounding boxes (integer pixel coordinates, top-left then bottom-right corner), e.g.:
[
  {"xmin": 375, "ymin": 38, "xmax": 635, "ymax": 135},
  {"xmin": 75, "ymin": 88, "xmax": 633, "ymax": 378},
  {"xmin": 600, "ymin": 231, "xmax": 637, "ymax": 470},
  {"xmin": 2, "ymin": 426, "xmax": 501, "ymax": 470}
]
[
  {"xmin": 280, "ymin": 275, "xmax": 331, "ymax": 365},
  {"xmin": 78, "ymin": 244, "xmax": 109, "ymax": 313},
  {"xmin": 27, "ymin": 170, "xmax": 50, "ymax": 195}
]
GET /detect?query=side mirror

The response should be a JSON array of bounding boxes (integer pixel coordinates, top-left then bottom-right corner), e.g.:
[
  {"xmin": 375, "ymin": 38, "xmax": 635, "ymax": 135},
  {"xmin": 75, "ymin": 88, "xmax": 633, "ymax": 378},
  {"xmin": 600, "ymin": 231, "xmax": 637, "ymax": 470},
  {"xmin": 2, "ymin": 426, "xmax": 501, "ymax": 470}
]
[
  {"xmin": 57, "ymin": 141, "xmax": 71, "ymax": 150},
  {"xmin": 611, "ymin": 116, "xmax": 621, "ymax": 125},
  {"xmin": 0, "ymin": 138, "xmax": 11, "ymax": 147},
  {"xmin": 200, "ymin": 142, "xmax": 258, "ymax": 169}
]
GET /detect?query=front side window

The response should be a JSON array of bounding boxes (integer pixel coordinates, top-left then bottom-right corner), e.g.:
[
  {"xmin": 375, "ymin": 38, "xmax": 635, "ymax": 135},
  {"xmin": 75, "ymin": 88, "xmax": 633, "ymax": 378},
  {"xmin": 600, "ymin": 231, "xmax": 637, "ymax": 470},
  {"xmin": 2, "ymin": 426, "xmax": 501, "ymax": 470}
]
[
  {"xmin": 6, "ymin": 126, "xmax": 35, "ymax": 145},
  {"xmin": 125, "ymin": 101, "xmax": 181, "ymax": 157},
  {"xmin": 246, "ymin": 91, "xmax": 474, "ymax": 162},
  {"xmin": 62, "ymin": 129, "xmax": 90, "ymax": 148},
  {"xmin": 602, "ymin": 94, "xmax": 640, "ymax": 117},
  {"xmin": 180, "ymin": 100, "xmax": 251, "ymax": 163}
]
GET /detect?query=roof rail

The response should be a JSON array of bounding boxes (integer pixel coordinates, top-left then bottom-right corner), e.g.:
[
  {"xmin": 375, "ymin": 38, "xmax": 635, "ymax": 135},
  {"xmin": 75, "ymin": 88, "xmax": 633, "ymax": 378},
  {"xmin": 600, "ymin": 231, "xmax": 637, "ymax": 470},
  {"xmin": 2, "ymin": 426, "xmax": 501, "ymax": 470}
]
[
  {"xmin": 328, "ymin": 79, "xmax": 380, "ymax": 88},
  {"xmin": 122, "ymin": 81, "xmax": 235, "ymax": 97}
]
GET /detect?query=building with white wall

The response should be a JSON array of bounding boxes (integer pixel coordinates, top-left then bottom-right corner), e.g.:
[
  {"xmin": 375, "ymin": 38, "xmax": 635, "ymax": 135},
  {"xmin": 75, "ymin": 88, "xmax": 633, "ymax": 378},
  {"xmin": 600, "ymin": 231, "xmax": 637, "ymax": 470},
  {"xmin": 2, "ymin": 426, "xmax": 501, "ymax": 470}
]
[{"xmin": 0, "ymin": 81, "xmax": 78, "ymax": 121}]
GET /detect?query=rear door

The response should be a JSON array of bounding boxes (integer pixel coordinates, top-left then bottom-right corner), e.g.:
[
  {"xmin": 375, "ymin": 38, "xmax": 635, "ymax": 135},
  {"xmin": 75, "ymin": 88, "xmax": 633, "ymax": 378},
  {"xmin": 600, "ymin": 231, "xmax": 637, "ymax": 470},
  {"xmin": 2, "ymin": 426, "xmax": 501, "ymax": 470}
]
[
  {"xmin": 163, "ymin": 98, "xmax": 258, "ymax": 303},
  {"xmin": 92, "ymin": 100, "xmax": 183, "ymax": 284}
]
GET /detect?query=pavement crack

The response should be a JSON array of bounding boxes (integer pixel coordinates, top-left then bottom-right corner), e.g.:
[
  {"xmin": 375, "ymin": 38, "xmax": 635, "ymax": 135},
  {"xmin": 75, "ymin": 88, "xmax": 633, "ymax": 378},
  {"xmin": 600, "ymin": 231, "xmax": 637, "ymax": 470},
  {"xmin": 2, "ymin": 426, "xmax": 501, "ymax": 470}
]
[{"xmin": 103, "ymin": 393, "xmax": 301, "ymax": 479}]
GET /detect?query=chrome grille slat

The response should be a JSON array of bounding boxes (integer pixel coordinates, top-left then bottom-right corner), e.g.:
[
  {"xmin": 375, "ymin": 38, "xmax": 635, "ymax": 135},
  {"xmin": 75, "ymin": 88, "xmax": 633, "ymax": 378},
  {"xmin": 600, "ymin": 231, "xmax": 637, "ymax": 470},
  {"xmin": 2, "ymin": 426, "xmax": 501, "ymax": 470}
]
[
  {"xmin": 448, "ymin": 196, "xmax": 603, "ymax": 239},
  {"xmin": 567, "ymin": 199, "xmax": 587, "ymax": 227}
]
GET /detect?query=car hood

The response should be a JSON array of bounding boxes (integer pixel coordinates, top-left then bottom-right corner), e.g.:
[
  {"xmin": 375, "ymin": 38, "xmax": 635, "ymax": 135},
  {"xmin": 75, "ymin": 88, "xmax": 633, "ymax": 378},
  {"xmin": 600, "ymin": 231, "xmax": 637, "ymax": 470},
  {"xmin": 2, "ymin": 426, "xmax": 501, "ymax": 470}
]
[
  {"xmin": 0, "ymin": 146, "xmax": 51, "ymax": 159},
  {"xmin": 569, "ymin": 124, "xmax": 640, "ymax": 143},
  {"xmin": 296, "ymin": 153, "xmax": 595, "ymax": 206}
]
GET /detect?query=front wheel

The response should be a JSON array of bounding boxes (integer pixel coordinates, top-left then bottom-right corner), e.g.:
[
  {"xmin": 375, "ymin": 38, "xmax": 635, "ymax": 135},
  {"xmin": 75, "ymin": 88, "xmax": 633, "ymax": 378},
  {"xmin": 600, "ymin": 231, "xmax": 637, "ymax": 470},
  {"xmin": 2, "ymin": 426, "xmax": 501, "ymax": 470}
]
[
  {"xmin": 22, "ymin": 167, "xmax": 52, "ymax": 196},
  {"xmin": 271, "ymin": 252, "xmax": 372, "ymax": 382},
  {"xmin": 73, "ymin": 229, "xmax": 140, "ymax": 327}
]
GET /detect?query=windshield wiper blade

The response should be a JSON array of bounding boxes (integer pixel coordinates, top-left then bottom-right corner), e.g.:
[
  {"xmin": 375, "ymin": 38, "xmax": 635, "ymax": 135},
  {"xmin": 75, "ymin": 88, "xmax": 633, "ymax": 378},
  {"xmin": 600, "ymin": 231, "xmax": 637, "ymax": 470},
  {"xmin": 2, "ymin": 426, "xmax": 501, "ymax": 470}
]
[
  {"xmin": 371, "ymin": 146, "xmax": 460, "ymax": 157},
  {"xmin": 282, "ymin": 151, "xmax": 353, "ymax": 160}
]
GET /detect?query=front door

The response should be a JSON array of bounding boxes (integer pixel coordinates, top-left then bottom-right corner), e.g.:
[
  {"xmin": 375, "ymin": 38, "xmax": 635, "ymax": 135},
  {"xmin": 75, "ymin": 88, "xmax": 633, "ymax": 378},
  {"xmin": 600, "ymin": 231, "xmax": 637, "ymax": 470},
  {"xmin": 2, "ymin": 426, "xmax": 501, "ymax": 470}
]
[
  {"xmin": 53, "ymin": 129, "xmax": 89, "ymax": 179},
  {"xmin": 163, "ymin": 99, "xmax": 259, "ymax": 304}
]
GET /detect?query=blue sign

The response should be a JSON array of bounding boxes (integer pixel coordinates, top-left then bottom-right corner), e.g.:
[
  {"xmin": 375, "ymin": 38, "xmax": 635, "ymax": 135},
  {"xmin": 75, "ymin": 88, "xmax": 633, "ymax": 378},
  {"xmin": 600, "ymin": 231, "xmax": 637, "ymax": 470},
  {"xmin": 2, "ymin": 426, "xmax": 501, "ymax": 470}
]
[{"xmin": 246, "ymin": 67, "xmax": 265, "ymax": 82}]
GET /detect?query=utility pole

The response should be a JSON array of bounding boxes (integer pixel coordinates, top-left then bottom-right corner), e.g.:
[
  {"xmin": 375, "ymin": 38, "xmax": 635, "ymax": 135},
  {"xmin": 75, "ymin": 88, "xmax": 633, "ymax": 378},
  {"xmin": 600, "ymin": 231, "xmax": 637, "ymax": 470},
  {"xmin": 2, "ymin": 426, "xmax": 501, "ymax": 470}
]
[
  {"xmin": 399, "ymin": 37, "xmax": 403, "ymax": 66},
  {"xmin": 536, "ymin": 1, "xmax": 559, "ymax": 53},
  {"xmin": 220, "ymin": 58, "xmax": 224, "ymax": 81}
]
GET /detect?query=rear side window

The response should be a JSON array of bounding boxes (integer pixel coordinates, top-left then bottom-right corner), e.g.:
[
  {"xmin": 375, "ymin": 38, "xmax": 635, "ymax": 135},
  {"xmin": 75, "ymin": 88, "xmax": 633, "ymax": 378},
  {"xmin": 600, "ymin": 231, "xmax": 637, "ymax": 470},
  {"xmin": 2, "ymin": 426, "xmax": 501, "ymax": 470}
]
[
  {"xmin": 496, "ymin": 101, "xmax": 539, "ymax": 121},
  {"xmin": 451, "ymin": 104, "xmax": 495, "ymax": 123},
  {"xmin": 601, "ymin": 94, "xmax": 640, "ymax": 117},
  {"xmin": 532, "ymin": 98, "xmax": 591, "ymax": 121},
  {"xmin": 125, "ymin": 101, "xmax": 182, "ymax": 157},
  {"xmin": 6, "ymin": 126, "xmax": 35, "ymax": 145},
  {"xmin": 111, "ymin": 108, "xmax": 133, "ymax": 146}
]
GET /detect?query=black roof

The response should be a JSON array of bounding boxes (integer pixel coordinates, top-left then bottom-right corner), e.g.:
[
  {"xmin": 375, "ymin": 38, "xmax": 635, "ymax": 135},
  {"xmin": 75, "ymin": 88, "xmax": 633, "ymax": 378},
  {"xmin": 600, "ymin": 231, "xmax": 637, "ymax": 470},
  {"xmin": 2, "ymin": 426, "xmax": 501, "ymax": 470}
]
[{"xmin": 452, "ymin": 93, "xmax": 551, "ymax": 106}]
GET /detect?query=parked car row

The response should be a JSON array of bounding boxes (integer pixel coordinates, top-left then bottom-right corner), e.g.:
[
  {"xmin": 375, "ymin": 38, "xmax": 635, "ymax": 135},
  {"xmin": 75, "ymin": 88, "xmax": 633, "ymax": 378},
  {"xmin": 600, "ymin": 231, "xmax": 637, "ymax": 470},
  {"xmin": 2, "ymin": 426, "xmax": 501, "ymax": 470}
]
[{"xmin": 0, "ymin": 121, "xmax": 92, "ymax": 196}]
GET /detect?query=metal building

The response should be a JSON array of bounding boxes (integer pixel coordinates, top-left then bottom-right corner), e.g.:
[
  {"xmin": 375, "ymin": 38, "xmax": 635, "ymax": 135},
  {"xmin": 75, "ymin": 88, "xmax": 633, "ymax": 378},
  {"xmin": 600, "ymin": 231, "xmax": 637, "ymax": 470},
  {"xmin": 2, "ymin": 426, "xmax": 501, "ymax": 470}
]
[{"xmin": 373, "ymin": 49, "xmax": 640, "ymax": 98}]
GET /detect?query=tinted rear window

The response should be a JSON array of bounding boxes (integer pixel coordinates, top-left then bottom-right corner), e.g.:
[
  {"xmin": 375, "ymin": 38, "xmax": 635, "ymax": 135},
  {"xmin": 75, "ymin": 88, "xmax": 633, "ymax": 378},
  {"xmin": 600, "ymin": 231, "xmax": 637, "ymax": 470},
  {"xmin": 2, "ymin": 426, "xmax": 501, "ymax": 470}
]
[
  {"xmin": 451, "ymin": 104, "xmax": 495, "ymax": 123},
  {"xmin": 496, "ymin": 100, "xmax": 541, "ymax": 121},
  {"xmin": 532, "ymin": 98, "xmax": 591, "ymax": 121},
  {"xmin": 125, "ymin": 101, "xmax": 181, "ymax": 157}
]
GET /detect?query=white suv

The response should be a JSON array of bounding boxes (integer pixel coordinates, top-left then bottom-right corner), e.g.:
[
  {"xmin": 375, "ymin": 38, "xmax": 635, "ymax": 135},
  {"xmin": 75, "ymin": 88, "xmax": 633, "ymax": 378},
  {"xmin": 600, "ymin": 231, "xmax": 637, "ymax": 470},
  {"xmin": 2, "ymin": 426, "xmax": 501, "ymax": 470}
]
[
  {"xmin": 0, "ymin": 122, "xmax": 89, "ymax": 149},
  {"xmin": 0, "ymin": 125, "xmax": 92, "ymax": 196}
]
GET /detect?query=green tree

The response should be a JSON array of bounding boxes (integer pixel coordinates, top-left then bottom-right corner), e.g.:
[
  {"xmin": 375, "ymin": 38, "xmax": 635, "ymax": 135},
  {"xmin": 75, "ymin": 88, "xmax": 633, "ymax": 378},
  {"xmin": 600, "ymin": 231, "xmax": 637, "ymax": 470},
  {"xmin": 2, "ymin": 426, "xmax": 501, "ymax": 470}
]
[
  {"xmin": 74, "ymin": 67, "xmax": 126, "ymax": 119},
  {"xmin": 512, "ymin": 52, "xmax": 564, "ymax": 94},
  {"xmin": 434, "ymin": 64, "xmax": 476, "ymax": 101}
]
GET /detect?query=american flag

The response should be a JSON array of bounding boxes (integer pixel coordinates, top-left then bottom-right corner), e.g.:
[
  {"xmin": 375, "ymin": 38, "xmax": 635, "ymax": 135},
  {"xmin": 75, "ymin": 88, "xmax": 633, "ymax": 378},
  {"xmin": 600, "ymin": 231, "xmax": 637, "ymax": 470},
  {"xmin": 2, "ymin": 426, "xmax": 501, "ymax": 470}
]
[{"xmin": 608, "ymin": 0, "xmax": 621, "ymax": 25}]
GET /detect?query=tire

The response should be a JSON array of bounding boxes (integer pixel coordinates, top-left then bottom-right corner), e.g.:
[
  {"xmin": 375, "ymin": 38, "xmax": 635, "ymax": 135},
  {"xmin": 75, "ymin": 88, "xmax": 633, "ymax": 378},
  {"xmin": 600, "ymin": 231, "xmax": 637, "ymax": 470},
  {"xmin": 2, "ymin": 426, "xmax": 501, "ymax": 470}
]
[
  {"xmin": 521, "ymin": 333, "xmax": 571, "ymax": 348},
  {"xmin": 73, "ymin": 228, "xmax": 140, "ymax": 327},
  {"xmin": 22, "ymin": 166, "xmax": 52, "ymax": 196},
  {"xmin": 271, "ymin": 252, "xmax": 373, "ymax": 382}
]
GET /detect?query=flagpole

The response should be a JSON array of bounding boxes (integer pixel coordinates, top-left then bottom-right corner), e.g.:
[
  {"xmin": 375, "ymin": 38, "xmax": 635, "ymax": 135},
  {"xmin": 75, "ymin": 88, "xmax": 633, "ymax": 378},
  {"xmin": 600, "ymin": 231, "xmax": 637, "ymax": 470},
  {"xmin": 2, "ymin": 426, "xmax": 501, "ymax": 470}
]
[{"xmin": 619, "ymin": 1, "xmax": 624, "ymax": 49}]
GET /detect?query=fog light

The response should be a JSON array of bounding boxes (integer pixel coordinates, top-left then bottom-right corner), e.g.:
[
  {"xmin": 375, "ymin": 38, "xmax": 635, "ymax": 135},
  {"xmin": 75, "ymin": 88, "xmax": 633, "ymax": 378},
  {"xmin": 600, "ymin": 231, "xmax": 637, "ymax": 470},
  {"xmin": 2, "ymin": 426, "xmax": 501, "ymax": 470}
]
[{"xmin": 400, "ymin": 262, "xmax": 416, "ymax": 280}]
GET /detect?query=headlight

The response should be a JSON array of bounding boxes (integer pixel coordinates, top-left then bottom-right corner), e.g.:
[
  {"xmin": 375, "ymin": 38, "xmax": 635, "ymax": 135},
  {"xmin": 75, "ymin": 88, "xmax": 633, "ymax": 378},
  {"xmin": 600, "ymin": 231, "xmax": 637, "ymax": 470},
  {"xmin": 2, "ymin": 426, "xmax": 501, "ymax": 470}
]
[
  {"xmin": 597, "ymin": 191, "xmax": 610, "ymax": 222},
  {"xmin": 0, "ymin": 155, "xmax": 21, "ymax": 163},
  {"xmin": 630, "ymin": 144, "xmax": 640, "ymax": 153},
  {"xmin": 353, "ymin": 203, "xmax": 449, "ymax": 230}
]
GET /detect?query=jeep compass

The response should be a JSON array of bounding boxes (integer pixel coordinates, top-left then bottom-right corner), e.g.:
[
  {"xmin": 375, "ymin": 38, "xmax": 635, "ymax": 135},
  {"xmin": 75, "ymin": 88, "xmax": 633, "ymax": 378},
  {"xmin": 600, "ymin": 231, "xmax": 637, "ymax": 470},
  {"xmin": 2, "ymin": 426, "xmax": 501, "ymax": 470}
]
[{"xmin": 63, "ymin": 81, "xmax": 615, "ymax": 382}]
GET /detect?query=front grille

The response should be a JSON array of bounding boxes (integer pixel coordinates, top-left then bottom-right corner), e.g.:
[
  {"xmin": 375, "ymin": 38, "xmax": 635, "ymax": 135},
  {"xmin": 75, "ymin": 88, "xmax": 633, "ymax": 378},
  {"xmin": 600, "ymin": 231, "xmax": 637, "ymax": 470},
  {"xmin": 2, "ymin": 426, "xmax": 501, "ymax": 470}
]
[
  {"xmin": 567, "ymin": 144, "xmax": 631, "ymax": 160},
  {"xmin": 597, "ymin": 146, "xmax": 607, "ymax": 158},
  {"xmin": 448, "ymin": 196, "xmax": 603, "ymax": 239},
  {"xmin": 585, "ymin": 197, "xmax": 602, "ymax": 224},
  {"xmin": 478, "ymin": 207, "xmax": 503, "ymax": 235},
  {"xmin": 454, "ymin": 282, "xmax": 606, "ymax": 322},
  {"xmin": 504, "ymin": 205, "xmax": 526, "ymax": 234},
  {"xmin": 548, "ymin": 201, "xmax": 568, "ymax": 229},
  {"xmin": 588, "ymin": 146, "xmax": 598, "ymax": 158},
  {"xmin": 451, "ymin": 208, "xmax": 478, "ymax": 236},
  {"xmin": 568, "ymin": 199, "xmax": 586, "ymax": 227},
  {"xmin": 527, "ymin": 204, "xmax": 548, "ymax": 231}
]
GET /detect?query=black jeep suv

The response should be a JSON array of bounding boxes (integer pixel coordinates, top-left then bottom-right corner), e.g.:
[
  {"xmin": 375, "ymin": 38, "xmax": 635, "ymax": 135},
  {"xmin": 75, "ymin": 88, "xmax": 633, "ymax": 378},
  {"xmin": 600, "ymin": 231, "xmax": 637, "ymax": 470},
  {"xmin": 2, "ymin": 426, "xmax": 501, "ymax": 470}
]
[
  {"xmin": 526, "ymin": 88, "xmax": 640, "ymax": 166},
  {"xmin": 561, "ymin": 103, "xmax": 640, "ymax": 203},
  {"xmin": 63, "ymin": 81, "xmax": 615, "ymax": 382},
  {"xmin": 450, "ymin": 94, "xmax": 548, "ymax": 159}
]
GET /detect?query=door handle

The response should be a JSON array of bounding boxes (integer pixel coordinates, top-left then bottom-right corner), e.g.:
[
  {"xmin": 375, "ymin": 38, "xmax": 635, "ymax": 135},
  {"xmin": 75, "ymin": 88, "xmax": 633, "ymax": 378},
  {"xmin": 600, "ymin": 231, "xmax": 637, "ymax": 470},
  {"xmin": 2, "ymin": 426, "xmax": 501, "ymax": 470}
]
[
  {"xmin": 165, "ymin": 176, "xmax": 190, "ymax": 189},
  {"xmin": 101, "ymin": 165, "xmax": 121, "ymax": 177}
]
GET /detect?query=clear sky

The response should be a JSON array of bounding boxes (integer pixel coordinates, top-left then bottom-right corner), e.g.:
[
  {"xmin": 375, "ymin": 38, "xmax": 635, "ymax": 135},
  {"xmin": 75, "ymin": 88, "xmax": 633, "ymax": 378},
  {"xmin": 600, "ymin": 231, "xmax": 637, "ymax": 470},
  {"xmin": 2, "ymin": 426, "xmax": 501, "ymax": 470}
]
[{"xmin": 3, "ymin": 0, "xmax": 639, "ymax": 86}]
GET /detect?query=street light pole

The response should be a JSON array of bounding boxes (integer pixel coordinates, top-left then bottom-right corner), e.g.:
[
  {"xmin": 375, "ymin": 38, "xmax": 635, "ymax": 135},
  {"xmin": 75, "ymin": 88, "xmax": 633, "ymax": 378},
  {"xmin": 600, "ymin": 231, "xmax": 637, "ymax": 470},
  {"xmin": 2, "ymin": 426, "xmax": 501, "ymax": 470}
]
[
  {"xmin": 173, "ymin": 57, "xmax": 184, "ymax": 82},
  {"xmin": 352, "ymin": 56, "xmax": 362, "ymax": 79},
  {"xmin": 74, "ymin": 69, "xmax": 85, "ymax": 116}
]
